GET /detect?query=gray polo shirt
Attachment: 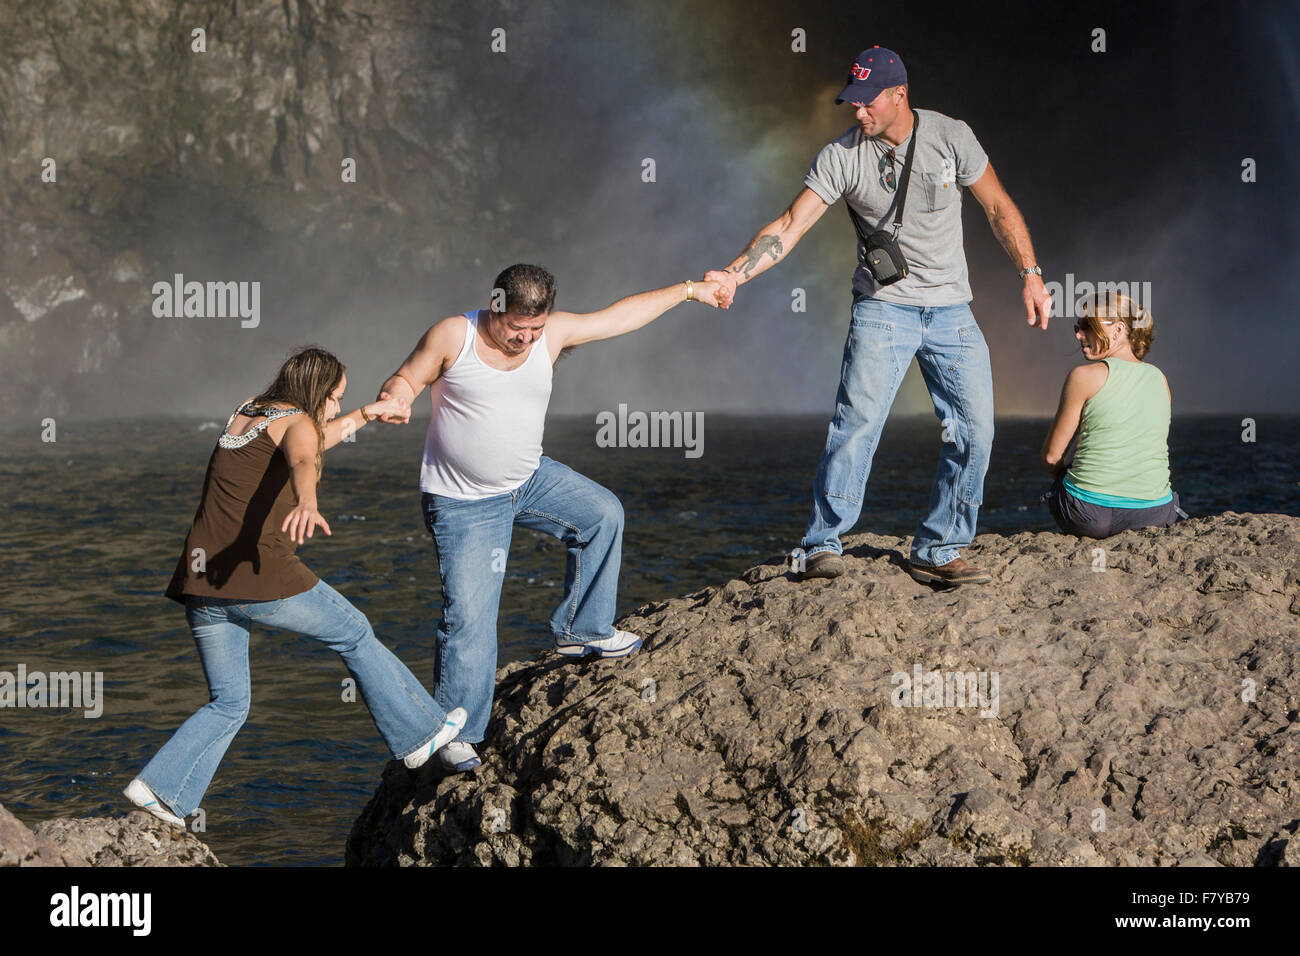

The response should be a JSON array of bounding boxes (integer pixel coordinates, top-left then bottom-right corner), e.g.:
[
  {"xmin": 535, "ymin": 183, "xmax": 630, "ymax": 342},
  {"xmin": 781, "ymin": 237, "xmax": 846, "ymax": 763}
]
[{"xmin": 803, "ymin": 107, "xmax": 989, "ymax": 306}]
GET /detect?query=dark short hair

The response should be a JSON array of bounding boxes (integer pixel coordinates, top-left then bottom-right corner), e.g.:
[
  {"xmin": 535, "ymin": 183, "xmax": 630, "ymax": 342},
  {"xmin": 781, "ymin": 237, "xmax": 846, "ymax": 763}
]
[{"xmin": 491, "ymin": 263, "xmax": 556, "ymax": 316}]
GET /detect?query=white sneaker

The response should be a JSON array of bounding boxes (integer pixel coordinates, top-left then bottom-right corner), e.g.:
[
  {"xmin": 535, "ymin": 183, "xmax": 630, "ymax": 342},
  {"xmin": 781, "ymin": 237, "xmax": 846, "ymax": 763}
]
[
  {"xmin": 122, "ymin": 778, "xmax": 186, "ymax": 830},
  {"xmin": 554, "ymin": 629, "xmax": 643, "ymax": 659},
  {"xmin": 404, "ymin": 707, "xmax": 468, "ymax": 770},
  {"xmin": 437, "ymin": 741, "xmax": 482, "ymax": 773}
]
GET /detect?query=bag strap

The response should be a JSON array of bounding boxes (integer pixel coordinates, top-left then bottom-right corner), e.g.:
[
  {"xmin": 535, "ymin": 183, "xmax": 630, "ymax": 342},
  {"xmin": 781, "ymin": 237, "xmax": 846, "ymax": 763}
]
[
  {"xmin": 845, "ymin": 109, "xmax": 921, "ymax": 249},
  {"xmin": 891, "ymin": 109, "xmax": 920, "ymax": 232}
]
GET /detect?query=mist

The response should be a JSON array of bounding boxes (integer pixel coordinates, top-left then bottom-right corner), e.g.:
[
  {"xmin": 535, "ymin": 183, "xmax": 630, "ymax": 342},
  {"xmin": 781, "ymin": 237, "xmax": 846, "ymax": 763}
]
[{"xmin": 1, "ymin": 0, "xmax": 1295, "ymax": 422}]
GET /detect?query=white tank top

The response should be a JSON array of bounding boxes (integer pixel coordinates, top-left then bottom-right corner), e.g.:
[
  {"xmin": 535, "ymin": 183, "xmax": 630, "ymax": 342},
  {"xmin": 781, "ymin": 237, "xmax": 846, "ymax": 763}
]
[{"xmin": 419, "ymin": 310, "xmax": 553, "ymax": 499}]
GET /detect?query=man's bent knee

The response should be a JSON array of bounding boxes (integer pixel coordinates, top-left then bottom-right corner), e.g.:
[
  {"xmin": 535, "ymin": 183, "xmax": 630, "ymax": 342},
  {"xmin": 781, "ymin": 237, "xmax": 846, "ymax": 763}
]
[{"xmin": 592, "ymin": 488, "xmax": 624, "ymax": 531}]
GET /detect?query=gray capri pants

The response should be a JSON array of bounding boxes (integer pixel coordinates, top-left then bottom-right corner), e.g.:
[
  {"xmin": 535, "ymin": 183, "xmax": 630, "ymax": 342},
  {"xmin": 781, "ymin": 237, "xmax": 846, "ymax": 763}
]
[{"xmin": 1045, "ymin": 476, "xmax": 1184, "ymax": 539}]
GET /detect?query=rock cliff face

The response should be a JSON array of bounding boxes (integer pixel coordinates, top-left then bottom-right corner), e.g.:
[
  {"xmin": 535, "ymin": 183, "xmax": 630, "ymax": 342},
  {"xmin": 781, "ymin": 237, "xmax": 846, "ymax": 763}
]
[
  {"xmin": 0, "ymin": 0, "xmax": 518, "ymax": 417},
  {"xmin": 347, "ymin": 513, "xmax": 1300, "ymax": 866},
  {"xmin": 0, "ymin": 803, "xmax": 221, "ymax": 866}
]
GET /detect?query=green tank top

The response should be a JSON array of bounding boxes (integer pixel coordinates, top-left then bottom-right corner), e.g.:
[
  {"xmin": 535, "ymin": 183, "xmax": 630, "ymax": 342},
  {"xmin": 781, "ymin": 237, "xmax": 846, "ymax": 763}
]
[{"xmin": 1065, "ymin": 358, "xmax": 1171, "ymax": 503}]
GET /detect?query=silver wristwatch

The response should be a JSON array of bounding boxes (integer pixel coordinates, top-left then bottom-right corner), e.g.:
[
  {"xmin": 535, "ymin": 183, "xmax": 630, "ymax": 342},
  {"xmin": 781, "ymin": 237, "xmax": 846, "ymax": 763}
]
[{"xmin": 1019, "ymin": 265, "xmax": 1043, "ymax": 279}]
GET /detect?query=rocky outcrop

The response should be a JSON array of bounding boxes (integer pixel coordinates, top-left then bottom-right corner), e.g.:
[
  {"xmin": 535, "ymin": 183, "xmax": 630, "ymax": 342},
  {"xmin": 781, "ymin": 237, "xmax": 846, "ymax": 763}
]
[
  {"xmin": 347, "ymin": 513, "xmax": 1300, "ymax": 866},
  {"xmin": 0, "ymin": 803, "xmax": 69, "ymax": 866},
  {"xmin": 0, "ymin": 803, "xmax": 221, "ymax": 866}
]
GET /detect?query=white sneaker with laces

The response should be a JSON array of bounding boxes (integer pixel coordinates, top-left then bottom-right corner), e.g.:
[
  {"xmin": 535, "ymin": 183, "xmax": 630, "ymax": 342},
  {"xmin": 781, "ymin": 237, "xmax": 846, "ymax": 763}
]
[
  {"xmin": 404, "ymin": 707, "xmax": 468, "ymax": 770},
  {"xmin": 122, "ymin": 778, "xmax": 186, "ymax": 830},
  {"xmin": 554, "ymin": 629, "xmax": 643, "ymax": 659},
  {"xmin": 437, "ymin": 741, "xmax": 482, "ymax": 773}
]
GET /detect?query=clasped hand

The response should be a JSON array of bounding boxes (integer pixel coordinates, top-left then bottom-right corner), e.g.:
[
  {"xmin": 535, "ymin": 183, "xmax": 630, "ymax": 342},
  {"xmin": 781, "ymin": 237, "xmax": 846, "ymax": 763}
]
[
  {"xmin": 688, "ymin": 278, "xmax": 730, "ymax": 309},
  {"xmin": 372, "ymin": 392, "xmax": 412, "ymax": 425},
  {"xmin": 703, "ymin": 270, "xmax": 738, "ymax": 309}
]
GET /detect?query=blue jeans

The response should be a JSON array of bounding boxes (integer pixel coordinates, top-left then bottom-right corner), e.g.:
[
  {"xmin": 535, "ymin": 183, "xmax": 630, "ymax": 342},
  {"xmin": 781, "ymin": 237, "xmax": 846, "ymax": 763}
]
[
  {"xmin": 422, "ymin": 456, "xmax": 623, "ymax": 744},
  {"xmin": 801, "ymin": 296, "xmax": 995, "ymax": 567},
  {"xmin": 138, "ymin": 578, "xmax": 449, "ymax": 818}
]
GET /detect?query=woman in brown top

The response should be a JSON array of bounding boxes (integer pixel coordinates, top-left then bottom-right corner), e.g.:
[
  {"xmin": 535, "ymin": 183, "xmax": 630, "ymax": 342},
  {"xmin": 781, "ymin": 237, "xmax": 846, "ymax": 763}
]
[{"xmin": 123, "ymin": 347, "xmax": 465, "ymax": 829}]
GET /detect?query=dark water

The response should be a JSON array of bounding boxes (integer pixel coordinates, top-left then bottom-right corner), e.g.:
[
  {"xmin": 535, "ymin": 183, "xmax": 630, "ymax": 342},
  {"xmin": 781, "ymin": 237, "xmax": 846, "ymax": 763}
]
[{"xmin": 1, "ymin": 414, "xmax": 1296, "ymax": 865}]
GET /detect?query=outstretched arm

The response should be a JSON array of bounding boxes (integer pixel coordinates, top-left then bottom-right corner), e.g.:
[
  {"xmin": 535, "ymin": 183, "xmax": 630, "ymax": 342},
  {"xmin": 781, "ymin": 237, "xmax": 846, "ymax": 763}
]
[
  {"xmin": 706, "ymin": 187, "xmax": 829, "ymax": 306},
  {"xmin": 375, "ymin": 315, "xmax": 466, "ymax": 423},
  {"xmin": 320, "ymin": 395, "xmax": 412, "ymax": 450},
  {"xmin": 546, "ymin": 280, "xmax": 722, "ymax": 351},
  {"xmin": 967, "ymin": 162, "xmax": 1053, "ymax": 330}
]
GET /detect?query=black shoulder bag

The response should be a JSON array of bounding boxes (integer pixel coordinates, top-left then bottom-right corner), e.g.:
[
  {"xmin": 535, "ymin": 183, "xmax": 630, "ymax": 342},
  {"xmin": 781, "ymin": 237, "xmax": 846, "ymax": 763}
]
[{"xmin": 847, "ymin": 110, "xmax": 919, "ymax": 287}]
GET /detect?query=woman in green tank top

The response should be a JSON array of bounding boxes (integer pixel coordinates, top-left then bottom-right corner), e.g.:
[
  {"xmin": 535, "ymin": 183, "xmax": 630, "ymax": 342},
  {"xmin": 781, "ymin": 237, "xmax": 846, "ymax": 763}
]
[{"xmin": 1040, "ymin": 292, "xmax": 1184, "ymax": 538}]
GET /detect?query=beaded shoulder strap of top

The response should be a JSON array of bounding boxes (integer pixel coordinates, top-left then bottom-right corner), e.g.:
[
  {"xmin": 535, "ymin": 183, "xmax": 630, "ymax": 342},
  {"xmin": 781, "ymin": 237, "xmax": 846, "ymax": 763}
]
[{"xmin": 218, "ymin": 402, "xmax": 305, "ymax": 449}]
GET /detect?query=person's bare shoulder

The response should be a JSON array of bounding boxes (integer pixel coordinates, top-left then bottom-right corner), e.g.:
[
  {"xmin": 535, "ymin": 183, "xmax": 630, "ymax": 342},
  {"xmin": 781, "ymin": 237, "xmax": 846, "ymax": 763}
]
[
  {"xmin": 428, "ymin": 312, "xmax": 469, "ymax": 344},
  {"xmin": 1066, "ymin": 361, "xmax": 1109, "ymax": 399},
  {"xmin": 268, "ymin": 407, "xmax": 313, "ymax": 447},
  {"xmin": 404, "ymin": 313, "xmax": 469, "ymax": 382},
  {"xmin": 539, "ymin": 310, "xmax": 581, "ymax": 356},
  {"xmin": 1069, "ymin": 361, "xmax": 1110, "ymax": 381}
]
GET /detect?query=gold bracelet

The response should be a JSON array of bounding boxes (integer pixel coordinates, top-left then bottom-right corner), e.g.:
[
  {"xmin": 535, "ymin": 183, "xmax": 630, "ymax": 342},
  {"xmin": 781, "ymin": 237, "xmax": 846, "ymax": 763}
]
[
  {"xmin": 361, "ymin": 407, "xmax": 375, "ymax": 423},
  {"xmin": 685, "ymin": 280, "xmax": 694, "ymax": 302}
]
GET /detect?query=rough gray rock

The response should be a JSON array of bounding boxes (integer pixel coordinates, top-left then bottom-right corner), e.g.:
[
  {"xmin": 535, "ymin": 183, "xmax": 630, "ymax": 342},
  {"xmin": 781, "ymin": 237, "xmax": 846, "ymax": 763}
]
[
  {"xmin": 0, "ymin": 802, "xmax": 69, "ymax": 866},
  {"xmin": 32, "ymin": 812, "xmax": 223, "ymax": 867},
  {"xmin": 1, "ymin": 802, "xmax": 222, "ymax": 866},
  {"xmin": 1258, "ymin": 819, "xmax": 1300, "ymax": 866},
  {"xmin": 347, "ymin": 513, "xmax": 1300, "ymax": 866}
]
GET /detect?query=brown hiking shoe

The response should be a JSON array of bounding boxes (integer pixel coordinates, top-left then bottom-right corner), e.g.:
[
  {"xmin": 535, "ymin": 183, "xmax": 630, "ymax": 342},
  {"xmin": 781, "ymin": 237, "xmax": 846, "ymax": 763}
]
[
  {"xmin": 796, "ymin": 551, "xmax": 844, "ymax": 580},
  {"xmin": 907, "ymin": 557, "xmax": 991, "ymax": 586}
]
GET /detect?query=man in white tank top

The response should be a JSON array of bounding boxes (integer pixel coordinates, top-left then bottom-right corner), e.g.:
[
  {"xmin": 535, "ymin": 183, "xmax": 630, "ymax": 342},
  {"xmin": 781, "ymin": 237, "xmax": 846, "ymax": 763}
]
[{"xmin": 376, "ymin": 264, "xmax": 724, "ymax": 772}]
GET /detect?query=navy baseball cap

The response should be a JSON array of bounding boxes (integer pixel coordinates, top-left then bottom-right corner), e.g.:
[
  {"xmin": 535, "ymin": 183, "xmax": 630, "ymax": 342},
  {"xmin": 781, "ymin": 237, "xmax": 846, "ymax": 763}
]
[{"xmin": 834, "ymin": 46, "xmax": 907, "ymax": 105}]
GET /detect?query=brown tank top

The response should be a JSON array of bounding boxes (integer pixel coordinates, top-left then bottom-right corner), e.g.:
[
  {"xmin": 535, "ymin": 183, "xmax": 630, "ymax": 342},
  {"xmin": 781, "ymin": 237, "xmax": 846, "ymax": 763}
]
[{"xmin": 165, "ymin": 402, "xmax": 320, "ymax": 605}]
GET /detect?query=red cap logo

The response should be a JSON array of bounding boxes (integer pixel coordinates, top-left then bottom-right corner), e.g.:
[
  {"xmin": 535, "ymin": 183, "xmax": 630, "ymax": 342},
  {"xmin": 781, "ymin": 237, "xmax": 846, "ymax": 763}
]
[{"xmin": 850, "ymin": 62, "xmax": 872, "ymax": 80}]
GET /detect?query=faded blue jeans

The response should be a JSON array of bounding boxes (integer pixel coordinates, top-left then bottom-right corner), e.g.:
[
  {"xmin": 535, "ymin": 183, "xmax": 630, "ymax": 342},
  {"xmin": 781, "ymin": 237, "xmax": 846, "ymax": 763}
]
[
  {"xmin": 138, "ymin": 578, "xmax": 451, "ymax": 818},
  {"xmin": 801, "ymin": 296, "xmax": 995, "ymax": 567},
  {"xmin": 422, "ymin": 456, "xmax": 624, "ymax": 745}
]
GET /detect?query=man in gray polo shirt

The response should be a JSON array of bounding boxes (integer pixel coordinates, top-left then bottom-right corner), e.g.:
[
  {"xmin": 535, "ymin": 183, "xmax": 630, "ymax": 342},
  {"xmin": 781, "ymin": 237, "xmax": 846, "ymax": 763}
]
[{"xmin": 707, "ymin": 46, "xmax": 1053, "ymax": 585}]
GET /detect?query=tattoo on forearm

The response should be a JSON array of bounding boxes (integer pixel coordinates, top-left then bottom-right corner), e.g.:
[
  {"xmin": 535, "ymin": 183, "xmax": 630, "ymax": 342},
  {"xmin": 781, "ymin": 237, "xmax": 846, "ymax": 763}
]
[{"xmin": 734, "ymin": 234, "xmax": 784, "ymax": 279}]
